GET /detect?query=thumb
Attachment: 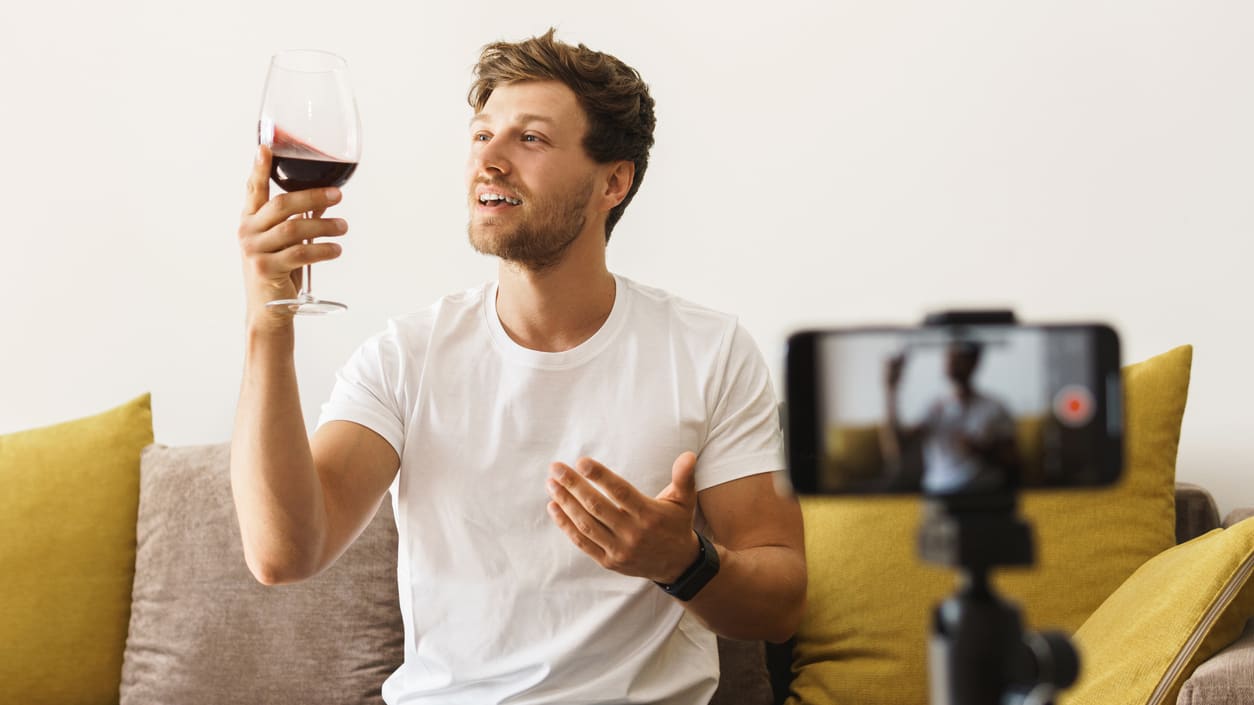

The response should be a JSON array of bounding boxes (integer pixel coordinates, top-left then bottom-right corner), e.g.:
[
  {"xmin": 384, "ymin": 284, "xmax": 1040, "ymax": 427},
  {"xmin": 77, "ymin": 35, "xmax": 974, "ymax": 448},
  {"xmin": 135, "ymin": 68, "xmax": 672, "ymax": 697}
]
[{"xmin": 657, "ymin": 451, "xmax": 698, "ymax": 506}]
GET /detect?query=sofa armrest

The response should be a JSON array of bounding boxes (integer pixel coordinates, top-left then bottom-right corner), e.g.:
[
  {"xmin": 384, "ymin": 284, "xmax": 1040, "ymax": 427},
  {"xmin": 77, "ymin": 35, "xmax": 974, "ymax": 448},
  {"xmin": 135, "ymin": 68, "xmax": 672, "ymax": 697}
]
[
  {"xmin": 1223, "ymin": 508, "xmax": 1253, "ymax": 529},
  {"xmin": 1177, "ymin": 482, "xmax": 1222, "ymax": 543},
  {"xmin": 1177, "ymin": 620, "xmax": 1254, "ymax": 705}
]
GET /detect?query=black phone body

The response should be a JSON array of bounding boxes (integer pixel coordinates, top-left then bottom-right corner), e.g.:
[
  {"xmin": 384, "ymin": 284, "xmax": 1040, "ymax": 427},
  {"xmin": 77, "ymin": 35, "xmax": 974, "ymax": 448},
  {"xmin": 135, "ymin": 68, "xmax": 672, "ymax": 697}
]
[{"xmin": 786, "ymin": 323, "xmax": 1123, "ymax": 496}]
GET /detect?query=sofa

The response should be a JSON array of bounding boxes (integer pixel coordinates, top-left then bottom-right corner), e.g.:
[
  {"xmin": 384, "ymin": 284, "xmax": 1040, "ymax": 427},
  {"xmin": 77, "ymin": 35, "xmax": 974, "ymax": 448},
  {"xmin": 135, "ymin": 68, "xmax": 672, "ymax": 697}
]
[{"xmin": 1, "ymin": 344, "xmax": 1251, "ymax": 705}]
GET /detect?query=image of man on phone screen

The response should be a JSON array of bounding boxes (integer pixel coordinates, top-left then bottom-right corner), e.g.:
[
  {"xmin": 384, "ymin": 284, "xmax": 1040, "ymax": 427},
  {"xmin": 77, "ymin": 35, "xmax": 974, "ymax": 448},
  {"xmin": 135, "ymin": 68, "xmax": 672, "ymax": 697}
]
[{"xmin": 882, "ymin": 340, "xmax": 1022, "ymax": 494}]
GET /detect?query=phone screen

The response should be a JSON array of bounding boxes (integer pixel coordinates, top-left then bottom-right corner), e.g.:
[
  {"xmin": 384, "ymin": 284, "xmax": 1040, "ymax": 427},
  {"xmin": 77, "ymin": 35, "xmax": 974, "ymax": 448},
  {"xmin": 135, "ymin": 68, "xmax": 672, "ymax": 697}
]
[{"xmin": 785, "ymin": 324, "xmax": 1122, "ymax": 495}]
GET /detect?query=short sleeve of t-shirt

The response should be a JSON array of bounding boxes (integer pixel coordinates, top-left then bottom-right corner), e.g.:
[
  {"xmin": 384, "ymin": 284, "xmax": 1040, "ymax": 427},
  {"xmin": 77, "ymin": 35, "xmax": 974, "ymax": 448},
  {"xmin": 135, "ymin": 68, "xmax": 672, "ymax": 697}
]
[
  {"xmin": 316, "ymin": 322, "xmax": 408, "ymax": 458},
  {"xmin": 696, "ymin": 322, "xmax": 785, "ymax": 490}
]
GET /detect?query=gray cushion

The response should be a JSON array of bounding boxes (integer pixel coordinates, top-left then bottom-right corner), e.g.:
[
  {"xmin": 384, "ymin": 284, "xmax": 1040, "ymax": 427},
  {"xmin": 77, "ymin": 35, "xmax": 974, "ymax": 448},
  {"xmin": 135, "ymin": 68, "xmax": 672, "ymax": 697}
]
[
  {"xmin": 1177, "ymin": 620, "xmax": 1254, "ymax": 705},
  {"xmin": 712, "ymin": 638, "xmax": 773, "ymax": 705},
  {"xmin": 119, "ymin": 443, "xmax": 403, "ymax": 705}
]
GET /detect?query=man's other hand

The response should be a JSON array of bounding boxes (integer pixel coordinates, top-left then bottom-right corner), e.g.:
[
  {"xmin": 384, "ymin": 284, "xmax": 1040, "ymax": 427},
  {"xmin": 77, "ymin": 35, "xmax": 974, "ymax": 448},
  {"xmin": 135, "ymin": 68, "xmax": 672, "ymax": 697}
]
[{"xmin": 546, "ymin": 452, "xmax": 701, "ymax": 584}]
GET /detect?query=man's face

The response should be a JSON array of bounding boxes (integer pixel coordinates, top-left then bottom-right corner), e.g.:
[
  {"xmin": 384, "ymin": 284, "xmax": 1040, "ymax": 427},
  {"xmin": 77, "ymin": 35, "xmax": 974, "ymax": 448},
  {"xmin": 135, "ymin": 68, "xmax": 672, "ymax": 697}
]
[
  {"xmin": 466, "ymin": 80, "xmax": 601, "ymax": 271},
  {"xmin": 945, "ymin": 345, "xmax": 981, "ymax": 386}
]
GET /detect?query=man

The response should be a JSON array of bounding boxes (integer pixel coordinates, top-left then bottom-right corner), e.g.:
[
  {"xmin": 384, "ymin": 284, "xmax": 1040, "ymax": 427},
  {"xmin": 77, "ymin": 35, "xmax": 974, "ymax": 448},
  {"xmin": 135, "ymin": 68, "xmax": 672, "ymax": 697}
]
[
  {"xmin": 882, "ymin": 341, "xmax": 1020, "ymax": 494},
  {"xmin": 232, "ymin": 29, "xmax": 805, "ymax": 704}
]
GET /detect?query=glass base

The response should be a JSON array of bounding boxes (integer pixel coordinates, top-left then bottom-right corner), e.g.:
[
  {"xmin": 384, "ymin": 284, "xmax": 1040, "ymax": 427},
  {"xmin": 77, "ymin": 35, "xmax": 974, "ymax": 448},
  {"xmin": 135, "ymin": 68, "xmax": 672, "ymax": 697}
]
[{"xmin": 266, "ymin": 295, "xmax": 347, "ymax": 316}]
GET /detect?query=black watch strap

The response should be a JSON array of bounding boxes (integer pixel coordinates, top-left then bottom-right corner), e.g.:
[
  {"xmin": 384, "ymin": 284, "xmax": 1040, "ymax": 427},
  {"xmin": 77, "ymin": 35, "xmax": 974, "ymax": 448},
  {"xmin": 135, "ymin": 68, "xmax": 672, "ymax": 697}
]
[{"xmin": 654, "ymin": 530, "xmax": 720, "ymax": 602}]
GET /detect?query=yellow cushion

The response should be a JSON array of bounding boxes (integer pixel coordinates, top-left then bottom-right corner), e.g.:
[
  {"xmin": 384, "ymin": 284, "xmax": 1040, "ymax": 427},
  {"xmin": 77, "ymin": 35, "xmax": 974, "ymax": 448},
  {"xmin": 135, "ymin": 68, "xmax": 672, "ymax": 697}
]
[
  {"xmin": 824, "ymin": 416, "xmax": 1047, "ymax": 487},
  {"xmin": 1060, "ymin": 518, "xmax": 1254, "ymax": 705},
  {"xmin": 0, "ymin": 395, "xmax": 153, "ymax": 705},
  {"xmin": 788, "ymin": 345, "xmax": 1192, "ymax": 705}
]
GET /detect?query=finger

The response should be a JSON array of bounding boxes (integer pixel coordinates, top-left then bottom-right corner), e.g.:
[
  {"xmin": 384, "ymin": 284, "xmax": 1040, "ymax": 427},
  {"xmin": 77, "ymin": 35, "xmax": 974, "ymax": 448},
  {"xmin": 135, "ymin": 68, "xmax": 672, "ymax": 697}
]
[
  {"xmin": 547, "ymin": 499, "xmax": 609, "ymax": 561},
  {"xmin": 243, "ymin": 145, "xmax": 272, "ymax": 216},
  {"xmin": 549, "ymin": 463, "xmax": 625, "ymax": 536},
  {"xmin": 544, "ymin": 476, "xmax": 616, "ymax": 549},
  {"xmin": 656, "ymin": 451, "xmax": 698, "ymax": 506},
  {"xmin": 256, "ymin": 242, "xmax": 343, "ymax": 277},
  {"xmin": 569, "ymin": 457, "xmax": 647, "ymax": 516},
  {"xmin": 254, "ymin": 187, "xmax": 343, "ymax": 231},
  {"xmin": 250, "ymin": 216, "xmax": 348, "ymax": 254}
]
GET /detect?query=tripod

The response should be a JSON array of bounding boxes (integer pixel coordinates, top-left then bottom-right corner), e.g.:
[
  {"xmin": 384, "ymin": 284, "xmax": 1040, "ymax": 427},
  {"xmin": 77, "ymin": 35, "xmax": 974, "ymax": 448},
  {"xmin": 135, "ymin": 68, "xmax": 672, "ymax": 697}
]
[{"xmin": 920, "ymin": 492, "xmax": 1080, "ymax": 705}]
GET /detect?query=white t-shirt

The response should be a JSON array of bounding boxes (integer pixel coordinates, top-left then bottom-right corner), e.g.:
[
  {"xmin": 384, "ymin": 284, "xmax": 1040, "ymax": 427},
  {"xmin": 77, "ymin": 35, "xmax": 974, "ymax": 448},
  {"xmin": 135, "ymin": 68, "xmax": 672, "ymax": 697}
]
[
  {"xmin": 920, "ymin": 393, "xmax": 1015, "ymax": 494},
  {"xmin": 317, "ymin": 273, "xmax": 785, "ymax": 705}
]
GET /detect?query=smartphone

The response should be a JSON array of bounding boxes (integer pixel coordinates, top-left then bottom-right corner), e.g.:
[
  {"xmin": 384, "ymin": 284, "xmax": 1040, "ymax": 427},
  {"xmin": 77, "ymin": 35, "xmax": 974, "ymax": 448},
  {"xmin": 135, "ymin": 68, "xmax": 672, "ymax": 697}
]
[{"xmin": 785, "ymin": 322, "xmax": 1123, "ymax": 495}]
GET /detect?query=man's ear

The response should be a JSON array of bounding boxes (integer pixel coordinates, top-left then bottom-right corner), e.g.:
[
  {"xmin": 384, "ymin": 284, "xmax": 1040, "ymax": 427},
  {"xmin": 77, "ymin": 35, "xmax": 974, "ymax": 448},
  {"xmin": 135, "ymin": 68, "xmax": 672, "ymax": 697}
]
[{"xmin": 601, "ymin": 160, "xmax": 635, "ymax": 211}]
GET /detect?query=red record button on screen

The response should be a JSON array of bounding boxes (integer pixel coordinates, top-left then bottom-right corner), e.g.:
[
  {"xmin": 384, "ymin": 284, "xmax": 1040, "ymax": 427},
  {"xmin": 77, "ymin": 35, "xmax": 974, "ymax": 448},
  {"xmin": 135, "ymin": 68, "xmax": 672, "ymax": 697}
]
[{"xmin": 1053, "ymin": 385, "xmax": 1095, "ymax": 428}]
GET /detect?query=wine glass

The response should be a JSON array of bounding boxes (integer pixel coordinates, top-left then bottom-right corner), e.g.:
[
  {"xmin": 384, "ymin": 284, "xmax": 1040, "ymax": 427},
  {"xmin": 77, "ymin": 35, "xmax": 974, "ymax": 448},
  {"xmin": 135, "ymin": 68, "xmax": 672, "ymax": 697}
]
[{"xmin": 257, "ymin": 50, "xmax": 361, "ymax": 315}]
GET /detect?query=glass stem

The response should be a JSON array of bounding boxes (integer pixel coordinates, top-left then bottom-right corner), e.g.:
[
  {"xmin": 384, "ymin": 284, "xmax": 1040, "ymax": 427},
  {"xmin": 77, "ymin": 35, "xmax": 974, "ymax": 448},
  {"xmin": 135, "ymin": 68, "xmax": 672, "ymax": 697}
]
[{"xmin": 298, "ymin": 210, "xmax": 314, "ymax": 299}]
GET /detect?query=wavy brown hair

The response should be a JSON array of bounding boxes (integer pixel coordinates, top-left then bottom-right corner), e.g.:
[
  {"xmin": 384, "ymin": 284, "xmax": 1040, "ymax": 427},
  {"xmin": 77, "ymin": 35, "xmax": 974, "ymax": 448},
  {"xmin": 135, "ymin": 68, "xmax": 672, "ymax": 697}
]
[{"xmin": 468, "ymin": 29, "xmax": 657, "ymax": 241}]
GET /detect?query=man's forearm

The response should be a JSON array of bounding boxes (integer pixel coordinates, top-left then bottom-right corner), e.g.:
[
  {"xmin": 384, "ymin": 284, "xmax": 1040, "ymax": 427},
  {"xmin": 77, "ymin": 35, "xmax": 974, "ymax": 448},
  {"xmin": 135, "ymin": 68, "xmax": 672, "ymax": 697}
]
[
  {"xmin": 682, "ymin": 542, "xmax": 807, "ymax": 643},
  {"xmin": 229, "ymin": 324, "xmax": 327, "ymax": 584}
]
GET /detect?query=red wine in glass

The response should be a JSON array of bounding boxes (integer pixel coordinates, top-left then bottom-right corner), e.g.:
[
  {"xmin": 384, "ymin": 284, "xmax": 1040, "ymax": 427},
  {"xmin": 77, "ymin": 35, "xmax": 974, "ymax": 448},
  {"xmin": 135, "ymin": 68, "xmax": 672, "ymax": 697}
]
[
  {"xmin": 257, "ymin": 50, "xmax": 362, "ymax": 315},
  {"xmin": 269, "ymin": 124, "xmax": 358, "ymax": 191},
  {"xmin": 271, "ymin": 156, "xmax": 358, "ymax": 191}
]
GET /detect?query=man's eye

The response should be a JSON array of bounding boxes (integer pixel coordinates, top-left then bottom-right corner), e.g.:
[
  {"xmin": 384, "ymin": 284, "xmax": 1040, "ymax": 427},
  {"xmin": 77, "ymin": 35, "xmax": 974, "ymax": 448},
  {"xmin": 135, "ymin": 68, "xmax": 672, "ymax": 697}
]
[{"xmin": 522, "ymin": 134, "xmax": 540, "ymax": 143}]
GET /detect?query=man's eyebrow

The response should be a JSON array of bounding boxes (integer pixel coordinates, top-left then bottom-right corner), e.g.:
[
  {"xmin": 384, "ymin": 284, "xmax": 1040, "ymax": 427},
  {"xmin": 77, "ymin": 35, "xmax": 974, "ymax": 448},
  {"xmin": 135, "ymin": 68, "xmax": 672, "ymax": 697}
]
[{"xmin": 469, "ymin": 112, "xmax": 557, "ymax": 127}]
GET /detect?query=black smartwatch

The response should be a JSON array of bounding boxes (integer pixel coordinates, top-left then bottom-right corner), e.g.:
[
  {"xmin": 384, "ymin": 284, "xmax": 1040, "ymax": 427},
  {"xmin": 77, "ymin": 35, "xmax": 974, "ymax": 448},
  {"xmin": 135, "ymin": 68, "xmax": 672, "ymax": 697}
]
[{"xmin": 655, "ymin": 530, "xmax": 720, "ymax": 601}]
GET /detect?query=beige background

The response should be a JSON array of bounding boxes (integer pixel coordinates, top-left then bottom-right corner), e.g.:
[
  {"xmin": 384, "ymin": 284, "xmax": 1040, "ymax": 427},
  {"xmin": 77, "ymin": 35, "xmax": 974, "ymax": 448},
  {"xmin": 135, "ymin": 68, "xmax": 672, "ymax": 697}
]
[{"xmin": 2, "ymin": 1, "xmax": 1250, "ymax": 513}]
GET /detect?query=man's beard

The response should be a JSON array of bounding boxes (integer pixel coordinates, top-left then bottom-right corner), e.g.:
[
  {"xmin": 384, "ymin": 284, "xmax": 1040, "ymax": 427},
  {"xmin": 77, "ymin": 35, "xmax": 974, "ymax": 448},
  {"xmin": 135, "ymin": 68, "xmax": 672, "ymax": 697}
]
[{"xmin": 468, "ymin": 179, "xmax": 594, "ymax": 272}]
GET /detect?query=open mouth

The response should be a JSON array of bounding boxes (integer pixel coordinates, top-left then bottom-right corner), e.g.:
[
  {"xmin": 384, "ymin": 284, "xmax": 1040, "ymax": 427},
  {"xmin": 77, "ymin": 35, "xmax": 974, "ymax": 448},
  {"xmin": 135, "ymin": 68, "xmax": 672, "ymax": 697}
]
[{"xmin": 478, "ymin": 192, "xmax": 523, "ymax": 209}]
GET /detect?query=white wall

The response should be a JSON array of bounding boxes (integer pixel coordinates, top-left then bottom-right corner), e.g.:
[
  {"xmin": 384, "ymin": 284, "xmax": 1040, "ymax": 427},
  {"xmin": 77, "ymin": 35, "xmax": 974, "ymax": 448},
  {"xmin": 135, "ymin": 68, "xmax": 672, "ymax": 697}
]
[{"xmin": 3, "ymin": 1, "xmax": 1251, "ymax": 515}]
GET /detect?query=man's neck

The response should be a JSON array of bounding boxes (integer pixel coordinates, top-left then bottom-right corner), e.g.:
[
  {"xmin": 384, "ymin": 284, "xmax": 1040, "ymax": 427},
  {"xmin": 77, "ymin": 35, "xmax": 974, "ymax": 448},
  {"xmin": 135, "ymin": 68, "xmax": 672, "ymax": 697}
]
[{"xmin": 495, "ymin": 231, "xmax": 616, "ymax": 353}]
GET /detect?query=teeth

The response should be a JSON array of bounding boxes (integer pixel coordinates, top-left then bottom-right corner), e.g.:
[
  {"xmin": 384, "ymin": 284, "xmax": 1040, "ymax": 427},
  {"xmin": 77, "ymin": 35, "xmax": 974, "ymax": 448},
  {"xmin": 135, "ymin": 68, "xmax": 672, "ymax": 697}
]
[{"xmin": 479, "ymin": 193, "xmax": 521, "ymax": 205}]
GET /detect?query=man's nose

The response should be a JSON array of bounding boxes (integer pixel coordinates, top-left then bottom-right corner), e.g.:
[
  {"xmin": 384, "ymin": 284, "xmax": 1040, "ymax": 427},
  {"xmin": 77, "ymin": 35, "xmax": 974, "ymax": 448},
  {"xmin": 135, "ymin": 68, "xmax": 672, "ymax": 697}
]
[{"xmin": 474, "ymin": 137, "xmax": 511, "ymax": 175}]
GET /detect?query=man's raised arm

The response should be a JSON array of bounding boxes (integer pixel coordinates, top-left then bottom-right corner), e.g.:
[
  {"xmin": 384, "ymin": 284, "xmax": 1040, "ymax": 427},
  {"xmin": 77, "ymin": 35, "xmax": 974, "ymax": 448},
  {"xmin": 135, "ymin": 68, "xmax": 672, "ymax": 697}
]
[{"xmin": 230, "ymin": 145, "xmax": 397, "ymax": 585}]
